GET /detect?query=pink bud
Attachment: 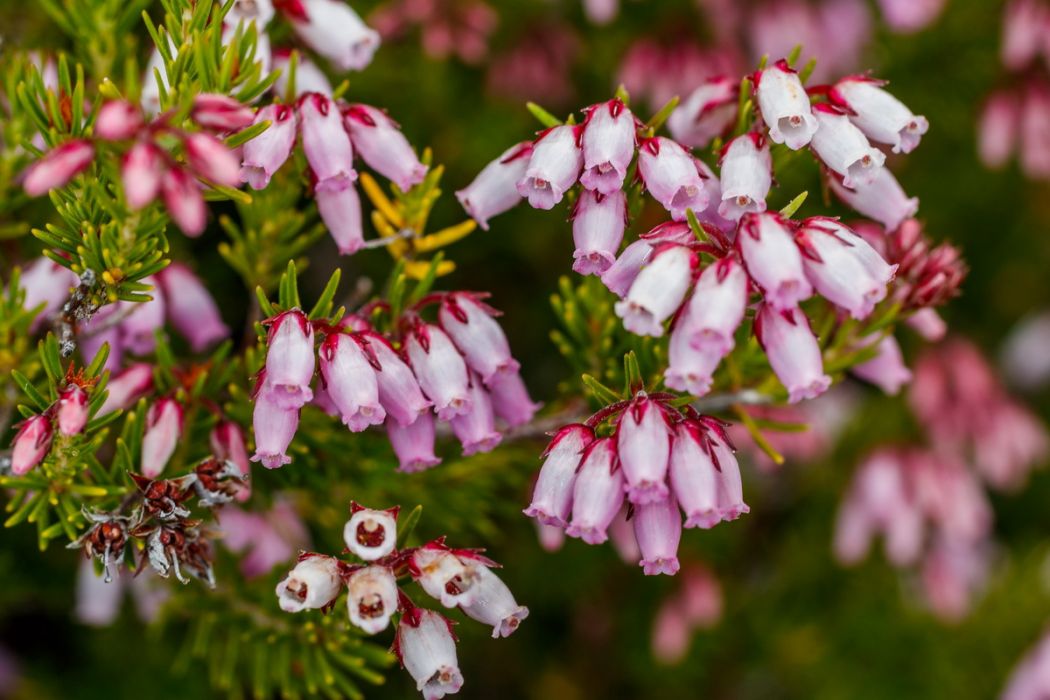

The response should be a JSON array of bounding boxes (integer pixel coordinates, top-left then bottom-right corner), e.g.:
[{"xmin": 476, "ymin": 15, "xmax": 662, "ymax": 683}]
[
  {"xmin": 566, "ymin": 438, "xmax": 625, "ymax": 544},
  {"xmin": 347, "ymin": 565, "xmax": 398, "ymax": 634},
  {"xmin": 161, "ymin": 166, "xmax": 208, "ymax": 236},
  {"xmin": 241, "ymin": 103, "xmax": 298, "ymax": 189},
  {"xmin": 718, "ymin": 134, "xmax": 771, "ymax": 220},
  {"xmin": 250, "ymin": 391, "xmax": 299, "ymax": 468},
  {"xmin": 617, "ymin": 398, "xmax": 672, "ymax": 505},
  {"xmin": 633, "ymin": 497, "xmax": 682, "ymax": 576},
  {"xmin": 614, "ymin": 245, "xmax": 696, "ymax": 337},
  {"xmin": 525, "ymin": 424, "xmax": 593, "ymax": 526},
  {"xmin": 364, "ymin": 335, "xmax": 431, "ymax": 426},
  {"xmin": 456, "ymin": 142, "xmax": 531, "ymax": 229},
  {"xmin": 977, "ymin": 91, "xmax": 1019, "ymax": 170},
  {"xmin": 710, "ymin": 432, "xmax": 748, "ymax": 520},
  {"xmin": 665, "ymin": 314, "xmax": 723, "ymax": 397},
  {"xmin": 738, "ymin": 213, "xmax": 812, "ymax": 311},
  {"xmin": 141, "ymin": 398, "xmax": 183, "ymax": 478},
  {"xmin": 906, "ymin": 308, "xmax": 947, "ymax": 342},
  {"xmin": 315, "ymin": 183, "xmax": 365, "ymax": 255},
  {"xmin": 535, "ymin": 521, "xmax": 565, "ymax": 552},
  {"xmin": 275, "ymin": 554, "xmax": 342, "ymax": 612},
  {"xmin": 830, "ymin": 77, "xmax": 928, "ymax": 154},
  {"xmin": 450, "ymin": 376, "xmax": 502, "ymax": 456},
  {"xmin": 828, "ymin": 167, "xmax": 918, "ymax": 232},
  {"xmin": 669, "ymin": 422, "xmax": 720, "ymax": 528},
  {"xmin": 516, "ymin": 125, "xmax": 582, "ymax": 210},
  {"xmin": 94, "ymin": 101, "xmax": 143, "ymax": 140},
  {"xmin": 1020, "ymin": 83, "xmax": 1050, "ymax": 179},
  {"xmin": 191, "ymin": 94, "xmax": 255, "ymax": 132},
  {"xmin": 23, "ymin": 140, "xmax": 95, "ymax": 196},
  {"xmin": 18, "ymin": 257, "xmax": 78, "ymax": 332},
  {"xmin": 580, "ymin": 99, "xmax": 635, "ymax": 195},
  {"xmin": 683, "ymin": 256, "xmax": 749, "ymax": 355},
  {"xmin": 810, "ymin": 105, "xmax": 886, "ymax": 188},
  {"xmin": 319, "ymin": 333, "xmax": 386, "ymax": 432},
  {"xmin": 438, "ymin": 293, "xmax": 518, "ymax": 385},
  {"xmin": 460, "ymin": 565, "xmax": 529, "ymax": 638},
  {"xmin": 487, "ymin": 370, "xmax": 540, "ymax": 428},
  {"xmin": 1002, "ymin": 0, "xmax": 1048, "ymax": 69},
  {"xmin": 184, "ymin": 132, "xmax": 241, "ymax": 187},
  {"xmin": 797, "ymin": 218, "xmax": 896, "ymax": 319},
  {"xmin": 405, "ymin": 323, "xmax": 472, "ymax": 420},
  {"xmin": 264, "ymin": 310, "xmax": 315, "ymax": 410},
  {"xmin": 290, "ymin": 0, "xmax": 381, "ymax": 71},
  {"xmin": 387, "ymin": 413, "xmax": 441, "ymax": 472},
  {"xmin": 157, "ymin": 263, "xmax": 230, "ymax": 351},
  {"xmin": 343, "ymin": 506, "xmax": 398, "ymax": 561},
  {"xmin": 395, "ymin": 609, "xmax": 463, "ymax": 698},
  {"xmin": 571, "ymin": 189, "xmax": 627, "ymax": 275},
  {"xmin": 122, "ymin": 141, "xmax": 164, "ymax": 210},
  {"xmin": 601, "ymin": 239, "xmax": 653, "ymax": 299},
  {"xmin": 98, "ymin": 363, "xmax": 154, "ymax": 415},
  {"xmin": 637, "ymin": 137, "xmax": 708, "ymax": 221},
  {"xmin": 851, "ymin": 335, "xmax": 912, "ymax": 395},
  {"xmin": 876, "ymin": 0, "xmax": 946, "ymax": 33},
  {"xmin": 10, "ymin": 415, "xmax": 52, "ymax": 475},
  {"xmin": 344, "ymin": 104, "xmax": 427, "ymax": 191},
  {"xmin": 211, "ymin": 420, "xmax": 251, "ymax": 501},
  {"xmin": 57, "ymin": 385, "xmax": 89, "ymax": 436},
  {"xmin": 755, "ymin": 304, "xmax": 831, "ymax": 403},
  {"xmin": 299, "ymin": 92, "xmax": 357, "ymax": 192},
  {"xmin": 668, "ymin": 76, "xmax": 738, "ymax": 149},
  {"xmin": 755, "ymin": 60, "xmax": 817, "ymax": 150}
]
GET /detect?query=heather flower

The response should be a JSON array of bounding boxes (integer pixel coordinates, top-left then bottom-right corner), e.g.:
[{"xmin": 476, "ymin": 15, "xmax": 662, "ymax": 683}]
[
  {"xmin": 566, "ymin": 438, "xmax": 625, "ymax": 544},
  {"xmin": 410, "ymin": 544, "xmax": 485, "ymax": 608},
  {"xmin": 828, "ymin": 167, "xmax": 918, "ymax": 231},
  {"xmin": 459, "ymin": 565, "xmax": 529, "ymax": 638},
  {"xmin": 438, "ymin": 293, "xmax": 518, "ymax": 385},
  {"xmin": 876, "ymin": 0, "xmax": 946, "ymax": 33},
  {"xmin": 299, "ymin": 93, "xmax": 356, "ymax": 192},
  {"xmin": 122, "ymin": 141, "xmax": 165, "ymax": 210},
  {"xmin": 94, "ymin": 101, "xmax": 143, "ymax": 141},
  {"xmin": 633, "ymin": 497, "xmax": 682, "ymax": 576},
  {"xmin": 718, "ymin": 133, "xmax": 771, "ymax": 220},
  {"xmin": 755, "ymin": 304, "xmax": 831, "ymax": 403},
  {"xmin": 978, "ymin": 91, "xmax": 1019, "ymax": 170},
  {"xmin": 347, "ymin": 565, "xmax": 398, "ymax": 634},
  {"xmin": 275, "ymin": 554, "xmax": 342, "ymax": 612},
  {"xmin": 395, "ymin": 608, "xmax": 463, "ymax": 700},
  {"xmin": 190, "ymin": 94, "xmax": 255, "ymax": 132},
  {"xmin": 141, "ymin": 398, "xmax": 183, "ymax": 478},
  {"xmin": 183, "ymin": 132, "xmax": 242, "ymax": 188},
  {"xmin": 405, "ymin": 323, "xmax": 472, "ymax": 420},
  {"xmin": 830, "ymin": 76, "xmax": 929, "ymax": 154},
  {"xmin": 682, "ymin": 255, "xmax": 749, "ymax": 356},
  {"xmin": 455, "ymin": 142, "xmax": 532, "ymax": 230},
  {"xmin": 119, "ymin": 281, "xmax": 166, "ymax": 356},
  {"xmin": 288, "ymin": 0, "xmax": 381, "ymax": 71},
  {"xmin": 851, "ymin": 335, "xmax": 912, "ymax": 395},
  {"xmin": 240, "ymin": 103, "xmax": 297, "ymax": 189},
  {"xmin": 273, "ymin": 52, "xmax": 333, "ymax": 97},
  {"xmin": 366, "ymin": 335, "xmax": 432, "ymax": 426},
  {"xmin": 57, "ymin": 385, "xmax": 89, "ymax": 436},
  {"xmin": 810, "ymin": 105, "xmax": 886, "ymax": 188},
  {"xmin": 737, "ymin": 212, "xmax": 812, "ymax": 311},
  {"xmin": 667, "ymin": 76, "xmax": 738, "ymax": 149},
  {"xmin": 486, "ymin": 371, "xmax": 540, "ymax": 428},
  {"xmin": 754, "ymin": 60, "xmax": 817, "ymax": 150},
  {"xmin": 668, "ymin": 421, "xmax": 720, "ymax": 528},
  {"xmin": 210, "ymin": 420, "xmax": 251, "ymax": 501},
  {"xmin": 580, "ymin": 98, "xmax": 635, "ymax": 194},
  {"xmin": 344, "ymin": 104, "xmax": 428, "ymax": 191},
  {"xmin": 601, "ymin": 239, "xmax": 653, "ymax": 298},
  {"xmin": 23, "ymin": 140, "xmax": 95, "ymax": 196},
  {"xmin": 263, "ymin": 310, "xmax": 315, "ymax": 410},
  {"xmin": 617, "ymin": 397, "xmax": 672, "ymax": 505},
  {"xmin": 387, "ymin": 413, "xmax": 442, "ymax": 472},
  {"xmin": 161, "ymin": 167, "xmax": 208, "ymax": 237},
  {"xmin": 637, "ymin": 137, "xmax": 708, "ymax": 220},
  {"xmin": 450, "ymin": 376, "xmax": 502, "ymax": 456},
  {"xmin": 316, "ymin": 184, "xmax": 366, "ymax": 255},
  {"xmin": 1020, "ymin": 84, "xmax": 1050, "ymax": 179},
  {"xmin": 319, "ymin": 333, "xmax": 386, "ymax": 431},
  {"xmin": 524, "ymin": 424, "xmax": 594, "ymax": 527},
  {"xmin": 614, "ymin": 244, "xmax": 696, "ymax": 337},
  {"xmin": 18, "ymin": 257, "xmax": 78, "ymax": 332},
  {"xmin": 250, "ymin": 391, "xmax": 299, "ymax": 468},
  {"xmin": 665, "ymin": 312, "xmax": 723, "ymax": 397},
  {"xmin": 10, "ymin": 415, "xmax": 52, "ymax": 476},
  {"xmin": 797, "ymin": 218, "xmax": 896, "ymax": 319},
  {"xmin": 571, "ymin": 189, "xmax": 627, "ymax": 275},
  {"xmin": 516, "ymin": 125, "xmax": 582, "ymax": 210},
  {"xmin": 343, "ymin": 505, "xmax": 398, "ymax": 561},
  {"xmin": 98, "ymin": 363, "xmax": 154, "ymax": 415},
  {"xmin": 156, "ymin": 263, "xmax": 230, "ymax": 352}
]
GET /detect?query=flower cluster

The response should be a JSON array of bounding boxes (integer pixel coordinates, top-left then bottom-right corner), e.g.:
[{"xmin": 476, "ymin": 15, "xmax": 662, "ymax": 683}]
[
  {"xmin": 239, "ymin": 93, "xmax": 428, "ymax": 255},
  {"xmin": 251, "ymin": 293, "xmax": 538, "ymax": 470},
  {"xmin": 525, "ymin": 395, "xmax": 745, "ymax": 576},
  {"xmin": 275, "ymin": 503, "xmax": 527, "ymax": 700},
  {"xmin": 979, "ymin": 0, "xmax": 1050, "ymax": 178}
]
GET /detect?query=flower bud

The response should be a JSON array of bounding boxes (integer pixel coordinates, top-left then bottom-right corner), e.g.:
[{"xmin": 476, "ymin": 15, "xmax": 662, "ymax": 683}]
[
  {"xmin": 299, "ymin": 92, "xmax": 357, "ymax": 192},
  {"xmin": 738, "ymin": 212, "xmax": 812, "ymax": 311},
  {"xmin": 275, "ymin": 554, "xmax": 342, "ymax": 612},
  {"xmin": 161, "ymin": 166, "xmax": 208, "ymax": 237},
  {"xmin": 876, "ymin": 0, "xmax": 945, "ymax": 32},
  {"xmin": 637, "ymin": 137, "xmax": 708, "ymax": 221},
  {"xmin": 250, "ymin": 390, "xmax": 299, "ymax": 468},
  {"xmin": 191, "ymin": 93, "xmax": 255, "ymax": 132},
  {"xmin": 395, "ymin": 609, "xmax": 463, "ymax": 699},
  {"xmin": 405, "ymin": 323, "xmax": 472, "ymax": 420},
  {"xmin": 456, "ymin": 142, "xmax": 531, "ymax": 229},
  {"xmin": 99, "ymin": 363, "xmax": 154, "ymax": 415},
  {"xmin": 614, "ymin": 244, "xmax": 696, "ymax": 337},
  {"xmin": 566, "ymin": 438, "xmax": 625, "ymax": 544},
  {"xmin": 316, "ymin": 183, "xmax": 365, "ymax": 255},
  {"xmin": 24, "ymin": 140, "xmax": 95, "ymax": 196},
  {"xmin": 387, "ymin": 413, "xmax": 441, "ymax": 472},
  {"xmin": 450, "ymin": 376, "xmax": 502, "ymax": 456},
  {"xmin": 580, "ymin": 98, "xmax": 635, "ymax": 195},
  {"xmin": 754, "ymin": 60, "xmax": 817, "ymax": 150},
  {"xmin": 141, "ymin": 398, "xmax": 183, "ymax": 478},
  {"xmin": 10, "ymin": 415, "xmax": 52, "ymax": 475},
  {"xmin": 263, "ymin": 310, "xmax": 315, "ymax": 410},
  {"xmin": 459, "ymin": 566, "xmax": 529, "ymax": 638},
  {"xmin": 830, "ymin": 76, "xmax": 929, "ymax": 154},
  {"xmin": 977, "ymin": 91, "xmax": 1018, "ymax": 170},
  {"xmin": 210, "ymin": 420, "xmax": 251, "ymax": 501},
  {"xmin": 601, "ymin": 238, "xmax": 652, "ymax": 298},
  {"xmin": 797, "ymin": 218, "xmax": 896, "ymax": 319},
  {"xmin": 438, "ymin": 294, "xmax": 518, "ymax": 385},
  {"xmin": 241, "ymin": 103, "xmax": 297, "ymax": 189},
  {"xmin": 184, "ymin": 132, "xmax": 242, "ymax": 188},
  {"xmin": 668, "ymin": 76, "xmax": 738, "ymax": 148},
  {"xmin": 617, "ymin": 398, "xmax": 672, "ymax": 505},
  {"xmin": 683, "ymin": 256, "xmax": 749, "ymax": 356},
  {"xmin": 347, "ymin": 565, "xmax": 398, "ymax": 634},
  {"xmin": 344, "ymin": 104, "xmax": 427, "ymax": 191},
  {"xmin": 289, "ymin": 0, "xmax": 381, "ymax": 72},
  {"xmin": 122, "ymin": 141, "xmax": 164, "ymax": 210},
  {"xmin": 669, "ymin": 421, "xmax": 720, "ymax": 528},
  {"xmin": 319, "ymin": 333, "xmax": 386, "ymax": 432},
  {"xmin": 57, "ymin": 385, "xmax": 89, "ymax": 436},
  {"xmin": 571, "ymin": 189, "xmax": 627, "ymax": 276},
  {"xmin": 755, "ymin": 304, "xmax": 831, "ymax": 403},
  {"xmin": 851, "ymin": 335, "xmax": 913, "ymax": 395},
  {"xmin": 516, "ymin": 125, "xmax": 582, "ymax": 210},
  {"xmin": 486, "ymin": 370, "xmax": 540, "ymax": 428},
  {"xmin": 366, "ymin": 336, "xmax": 432, "ymax": 426},
  {"xmin": 524, "ymin": 424, "xmax": 593, "ymax": 527},
  {"xmin": 94, "ymin": 101, "xmax": 143, "ymax": 140},
  {"xmin": 633, "ymin": 497, "xmax": 682, "ymax": 576},
  {"xmin": 828, "ymin": 167, "xmax": 918, "ymax": 232},
  {"xmin": 156, "ymin": 263, "xmax": 230, "ymax": 351},
  {"xmin": 717, "ymin": 133, "xmax": 771, "ymax": 221},
  {"xmin": 665, "ymin": 313, "xmax": 723, "ymax": 397},
  {"xmin": 810, "ymin": 104, "xmax": 885, "ymax": 188},
  {"xmin": 343, "ymin": 505, "xmax": 398, "ymax": 561}
]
